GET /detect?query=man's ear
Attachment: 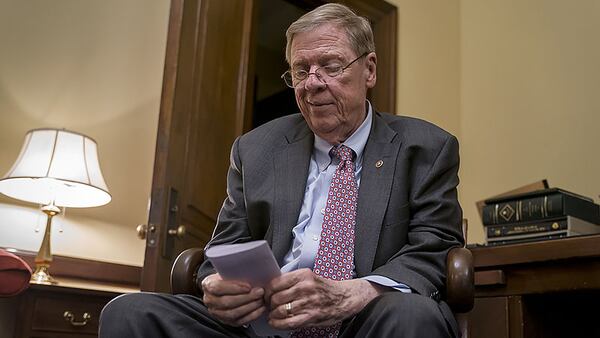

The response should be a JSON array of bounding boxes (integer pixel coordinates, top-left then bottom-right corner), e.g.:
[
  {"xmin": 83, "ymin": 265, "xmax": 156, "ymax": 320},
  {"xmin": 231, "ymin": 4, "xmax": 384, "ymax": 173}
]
[{"xmin": 365, "ymin": 52, "xmax": 377, "ymax": 88}]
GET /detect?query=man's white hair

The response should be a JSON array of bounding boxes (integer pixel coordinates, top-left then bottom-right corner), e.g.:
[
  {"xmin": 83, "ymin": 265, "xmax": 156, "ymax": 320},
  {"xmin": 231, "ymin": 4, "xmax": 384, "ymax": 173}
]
[{"xmin": 285, "ymin": 3, "xmax": 375, "ymax": 64}]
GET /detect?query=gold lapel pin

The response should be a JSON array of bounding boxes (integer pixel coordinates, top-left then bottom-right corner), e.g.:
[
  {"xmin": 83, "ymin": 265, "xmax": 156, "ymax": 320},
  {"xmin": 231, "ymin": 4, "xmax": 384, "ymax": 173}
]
[{"xmin": 375, "ymin": 160, "xmax": 384, "ymax": 168}]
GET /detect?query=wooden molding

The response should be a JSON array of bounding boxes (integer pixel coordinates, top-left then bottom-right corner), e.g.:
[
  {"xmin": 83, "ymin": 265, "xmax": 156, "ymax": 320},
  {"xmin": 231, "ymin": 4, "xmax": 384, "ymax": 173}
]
[
  {"xmin": 475, "ymin": 270, "xmax": 506, "ymax": 286},
  {"xmin": 6, "ymin": 248, "xmax": 141, "ymax": 287}
]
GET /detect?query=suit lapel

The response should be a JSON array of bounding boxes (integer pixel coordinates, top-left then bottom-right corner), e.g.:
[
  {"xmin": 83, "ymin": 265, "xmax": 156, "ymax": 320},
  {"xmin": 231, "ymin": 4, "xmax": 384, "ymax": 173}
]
[
  {"xmin": 272, "ymin": 123, "xmax": 313, "ymax": 264},
  {"xmin": 355, "ymin": 112, "xmax": 401, "ymax": 276},
  {"xmin": 269, "ymin": 113, "xmax": 400, "ymax": 273}
]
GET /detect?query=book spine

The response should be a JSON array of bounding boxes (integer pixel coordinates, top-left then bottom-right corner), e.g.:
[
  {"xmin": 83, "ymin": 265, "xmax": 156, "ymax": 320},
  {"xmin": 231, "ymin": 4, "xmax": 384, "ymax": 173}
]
[
  {"xmin": 482, "ymin": 194, "xmax": 565, "ymax": 225},
  {"xmin": 545, "ymin": 194, "xmax": 564, "ymax": 218},
  {"xmin": 485, "ymin": 233, "xmax": 567, "ymax": 246},
  {"xmin": 483, "ymin": 192, "xmax": 600, "ymax": 225},
  {"xmin": 487, "ymin": 218, "xmax": 567, "ymax": 238}
]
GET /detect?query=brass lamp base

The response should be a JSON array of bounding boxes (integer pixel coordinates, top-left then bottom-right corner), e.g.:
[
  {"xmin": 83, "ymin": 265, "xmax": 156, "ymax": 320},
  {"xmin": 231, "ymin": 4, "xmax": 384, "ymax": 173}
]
[
  {"xmin": 30, "ymin": 203, "xmax": 61, "ymax": 285},
  {"xmin": 30, "ymin": 265, "xmax": 57, "ymax": 285}
]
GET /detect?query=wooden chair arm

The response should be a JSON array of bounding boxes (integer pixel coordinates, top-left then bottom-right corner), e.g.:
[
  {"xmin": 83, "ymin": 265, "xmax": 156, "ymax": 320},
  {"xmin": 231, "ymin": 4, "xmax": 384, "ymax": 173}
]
[
  {"xmin": 446, "ymin": 246, "xmax": 474, "ymax": 313},
  {"xmin": 169, "ymin": 245, "xmax": 475, "ymax": 314},
  {"xmin": 170, "ymin": 248, "xmax": 205, "ymax": 295}
]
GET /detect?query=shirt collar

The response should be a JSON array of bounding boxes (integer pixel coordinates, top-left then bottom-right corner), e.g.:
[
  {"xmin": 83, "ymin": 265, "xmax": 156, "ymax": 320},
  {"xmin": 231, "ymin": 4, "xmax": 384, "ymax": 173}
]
[{"xmin": 313, "ymin": 101, "xmax": 373, "ymax": 171}]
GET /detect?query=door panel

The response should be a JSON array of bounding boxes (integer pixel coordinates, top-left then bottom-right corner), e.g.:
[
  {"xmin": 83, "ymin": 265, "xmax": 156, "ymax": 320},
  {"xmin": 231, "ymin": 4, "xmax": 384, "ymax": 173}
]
[
  {"xmin": 185, "ymin": 0, "xmax": 253, "ymax": 224},
  {"xmin": 341, "ymin": 0, "xmax": 397, "ymax": 114},
  {"xmin": 141, "ymin": 0, "xmax": 255, "ymax": 292}
]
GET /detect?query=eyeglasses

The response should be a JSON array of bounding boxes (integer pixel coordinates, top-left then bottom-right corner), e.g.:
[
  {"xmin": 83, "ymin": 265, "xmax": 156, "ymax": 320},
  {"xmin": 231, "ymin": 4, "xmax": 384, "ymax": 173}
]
[{"xmin": 281, "ymin": 52, "xmax": 369, "ymax": 88}]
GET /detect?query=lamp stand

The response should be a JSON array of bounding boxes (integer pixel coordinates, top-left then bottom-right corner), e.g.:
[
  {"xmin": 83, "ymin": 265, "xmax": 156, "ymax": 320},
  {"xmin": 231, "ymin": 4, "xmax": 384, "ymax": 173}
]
[{"xmin": 30, "ymin": 203, "xmax": 61, "ymax": 285}]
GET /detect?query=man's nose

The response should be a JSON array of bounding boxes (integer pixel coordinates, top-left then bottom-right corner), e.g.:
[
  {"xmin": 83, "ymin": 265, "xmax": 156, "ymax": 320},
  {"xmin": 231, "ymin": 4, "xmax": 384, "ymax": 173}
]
[{"xmin": 303, "ymin": 69, "xmax": 326, "ymax": 91}]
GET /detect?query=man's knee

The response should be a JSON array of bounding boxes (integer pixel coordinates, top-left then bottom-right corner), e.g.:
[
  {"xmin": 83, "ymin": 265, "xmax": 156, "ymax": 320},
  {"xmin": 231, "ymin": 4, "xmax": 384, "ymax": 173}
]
[
  {"xmin": 100, "ymin": 292, "xmax": 167, "ymax": 337},
  {"xmin": 101, "ymin": 292, "xmax": 154, "ymax": 321},
  {"xmin": 368, "ymin": 292, "xmax": 440, "ymax": 324},
  {"xmin": 342, "ymin": 292, "xmax": 453, "ymax": 338}
]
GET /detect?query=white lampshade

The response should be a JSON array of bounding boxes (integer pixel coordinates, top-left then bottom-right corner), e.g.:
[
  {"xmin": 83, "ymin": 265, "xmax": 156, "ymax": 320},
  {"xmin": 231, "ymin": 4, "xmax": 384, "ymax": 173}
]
[{"xmin": 0, "ymin": 128, "xmax": 111, "ymax": 208}]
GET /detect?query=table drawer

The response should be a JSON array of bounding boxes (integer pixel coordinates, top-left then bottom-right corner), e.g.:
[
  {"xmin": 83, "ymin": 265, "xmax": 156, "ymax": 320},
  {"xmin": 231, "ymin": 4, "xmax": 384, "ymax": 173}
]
[{"xmin": 30, "ymin": 293, "xmax": 108, "ymax": 335}]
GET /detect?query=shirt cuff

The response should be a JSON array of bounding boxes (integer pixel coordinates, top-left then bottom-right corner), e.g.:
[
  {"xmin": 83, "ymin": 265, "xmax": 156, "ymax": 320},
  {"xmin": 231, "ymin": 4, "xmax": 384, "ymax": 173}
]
[{"xmin": 361, "ymin": 275, "xmax": 412, "ymax": 293}]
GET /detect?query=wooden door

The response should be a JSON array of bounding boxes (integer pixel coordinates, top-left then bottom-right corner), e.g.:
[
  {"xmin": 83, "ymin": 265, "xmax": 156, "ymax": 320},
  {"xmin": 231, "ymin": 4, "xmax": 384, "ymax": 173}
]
[
  {"xmin": 141, "ymin": 0, "xmax": 256, "ymax": 292},
  {"xmin": 141, "ymin": 0, "xmax": 396, "ymax": 292},
  {"xmin": 342, "ymin": 0, "xmax": 397, "ymax": 114}
]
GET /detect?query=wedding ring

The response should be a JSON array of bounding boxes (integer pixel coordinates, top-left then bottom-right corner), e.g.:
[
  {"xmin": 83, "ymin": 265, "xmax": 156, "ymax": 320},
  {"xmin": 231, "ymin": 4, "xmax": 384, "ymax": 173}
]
[{"xmin": 284, "ymin": 302, "xmax": 293, "ymax": 317}]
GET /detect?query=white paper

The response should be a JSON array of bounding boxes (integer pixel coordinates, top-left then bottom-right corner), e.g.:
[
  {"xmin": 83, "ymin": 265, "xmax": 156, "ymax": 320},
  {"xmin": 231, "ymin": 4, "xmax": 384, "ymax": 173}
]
[{"xmin": 205, "ymin": 240, "xmax": 290, "ymax": 337}]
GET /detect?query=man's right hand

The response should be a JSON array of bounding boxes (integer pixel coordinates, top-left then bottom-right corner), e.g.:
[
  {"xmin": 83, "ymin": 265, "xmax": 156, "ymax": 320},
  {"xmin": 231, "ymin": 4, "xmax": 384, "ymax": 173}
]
[{"xmin": 201, "ymin": 273, "xmax": 266, "ymax": 327}]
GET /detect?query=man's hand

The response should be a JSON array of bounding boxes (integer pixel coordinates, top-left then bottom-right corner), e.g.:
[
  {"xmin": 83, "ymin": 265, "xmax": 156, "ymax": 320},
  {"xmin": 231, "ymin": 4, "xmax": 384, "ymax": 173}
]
[
  {"xmin": 265, "ymin": 269, "xmax": 383, "ymax": 330},
  {"xmin": 201, "ymin": 273, "xmax": 266, "ymax": 327}
]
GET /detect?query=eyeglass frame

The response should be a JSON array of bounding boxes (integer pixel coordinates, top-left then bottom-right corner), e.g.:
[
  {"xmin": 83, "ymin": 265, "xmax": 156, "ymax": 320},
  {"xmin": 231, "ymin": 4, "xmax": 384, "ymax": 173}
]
[{"xmin": 281, "ymin": 51, "xmax": 370, "ymax": 89}]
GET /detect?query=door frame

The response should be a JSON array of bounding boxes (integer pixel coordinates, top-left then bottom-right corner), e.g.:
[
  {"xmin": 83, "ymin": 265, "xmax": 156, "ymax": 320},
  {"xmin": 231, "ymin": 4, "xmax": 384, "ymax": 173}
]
[{"xmin": 141, "ymin": 0, "xmax": 397, "ymax": 292}]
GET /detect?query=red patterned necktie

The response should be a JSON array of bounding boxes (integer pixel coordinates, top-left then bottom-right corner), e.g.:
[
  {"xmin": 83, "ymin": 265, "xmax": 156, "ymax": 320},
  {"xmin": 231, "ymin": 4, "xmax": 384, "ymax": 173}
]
[{"xmin": 292, "ymin": 145, "xmax": 357, "ymax": 338}]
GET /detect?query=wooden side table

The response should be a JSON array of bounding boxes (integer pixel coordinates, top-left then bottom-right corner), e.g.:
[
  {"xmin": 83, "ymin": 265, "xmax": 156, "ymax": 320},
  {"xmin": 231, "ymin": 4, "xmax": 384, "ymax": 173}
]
[
  {"xmin": 1, "ymin": 277, "xmax": 138, "ymax": 338},
  {"xmin": 468, "ymin": 234, "xmax": 600, "ymax": 338}
]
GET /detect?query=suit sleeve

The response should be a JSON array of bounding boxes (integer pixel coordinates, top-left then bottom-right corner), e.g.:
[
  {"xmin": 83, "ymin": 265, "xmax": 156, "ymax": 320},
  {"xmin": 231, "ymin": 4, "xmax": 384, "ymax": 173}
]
[{"xmin": 369, "ymin": 135, "xmax": 463, "ymax": 299}]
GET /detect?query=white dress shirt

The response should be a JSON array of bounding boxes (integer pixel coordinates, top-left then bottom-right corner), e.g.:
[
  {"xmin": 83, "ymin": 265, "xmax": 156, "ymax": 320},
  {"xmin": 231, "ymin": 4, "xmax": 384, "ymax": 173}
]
[{"xmin": 281, "ymin": 102, "xmax": 411, "ymax": 293}]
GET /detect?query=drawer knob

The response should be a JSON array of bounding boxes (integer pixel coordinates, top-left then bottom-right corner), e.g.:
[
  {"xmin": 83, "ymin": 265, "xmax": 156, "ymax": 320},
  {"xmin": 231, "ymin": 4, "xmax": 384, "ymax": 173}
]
[{"xmin": 63, "ymin": 311, "xmax": 92, "ymax": 326}]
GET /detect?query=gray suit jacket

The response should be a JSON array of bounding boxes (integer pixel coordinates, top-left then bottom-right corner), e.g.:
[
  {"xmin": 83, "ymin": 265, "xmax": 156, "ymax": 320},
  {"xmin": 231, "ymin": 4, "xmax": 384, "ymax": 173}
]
[{"xmin": 198, "ymin": 111, "xmax": 463, "ymax": 302}]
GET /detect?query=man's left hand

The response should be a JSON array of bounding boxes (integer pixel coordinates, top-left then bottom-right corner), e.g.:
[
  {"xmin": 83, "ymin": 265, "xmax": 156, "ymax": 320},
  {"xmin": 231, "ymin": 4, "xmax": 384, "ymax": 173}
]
[{"xmin": 264, "ymin": 268, "xmax": 383, "ymax": 330}]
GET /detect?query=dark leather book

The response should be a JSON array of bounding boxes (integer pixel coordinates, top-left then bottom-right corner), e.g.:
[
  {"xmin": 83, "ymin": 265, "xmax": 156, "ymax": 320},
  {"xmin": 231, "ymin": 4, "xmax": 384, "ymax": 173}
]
[
  {"xmin": 485, "ymin": 216, "xmax": 600, "ymax": 245},
  {"xmin": 486, "ymin": 217, "xmax": 569, "ymax": 238},
  {"xmin": 485, "ymin": 233, "xmax": 568, "ymax": 246},
  {"xmin": 482, "ymin": 188, "xmax": 600, "ymax": 225}
]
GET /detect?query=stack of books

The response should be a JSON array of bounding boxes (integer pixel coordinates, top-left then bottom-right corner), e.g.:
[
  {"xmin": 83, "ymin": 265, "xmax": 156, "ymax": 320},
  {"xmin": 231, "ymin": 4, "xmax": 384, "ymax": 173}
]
[{"xmin": 482, "ymin": 188, "xmax": 600, "ymax": 245}]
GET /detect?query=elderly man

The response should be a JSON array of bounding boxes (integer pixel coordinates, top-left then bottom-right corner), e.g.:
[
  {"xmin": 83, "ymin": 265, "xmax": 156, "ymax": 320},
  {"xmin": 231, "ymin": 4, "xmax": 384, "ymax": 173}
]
[{"xmin": 100, "ymin": 3, "xmax": 462, "ymax": 338}]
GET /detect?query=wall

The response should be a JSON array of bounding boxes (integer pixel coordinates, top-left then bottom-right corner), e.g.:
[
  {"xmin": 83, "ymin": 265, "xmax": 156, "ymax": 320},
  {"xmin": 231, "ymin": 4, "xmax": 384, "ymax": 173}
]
[
  {"xmin": 386, "ymin": 0, "xmax": 461, "ymax": 138},
  {"xmin": 388, "ymin": 0, "xmax": 600, "ymax": 244},
  {"xmin": 460, "ymin": 0, "xmax": 600, "ymax": 243},
  {"xmin": 0, "ymin": 0, "xmax": 170, "ymax": 265}
]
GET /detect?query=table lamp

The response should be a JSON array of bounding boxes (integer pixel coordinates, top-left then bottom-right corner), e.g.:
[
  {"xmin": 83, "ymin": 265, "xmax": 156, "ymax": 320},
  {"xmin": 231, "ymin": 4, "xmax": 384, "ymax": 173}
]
[{"xmin": 0, "ymin": 128, "xmax": 111, "ymax": 284}]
